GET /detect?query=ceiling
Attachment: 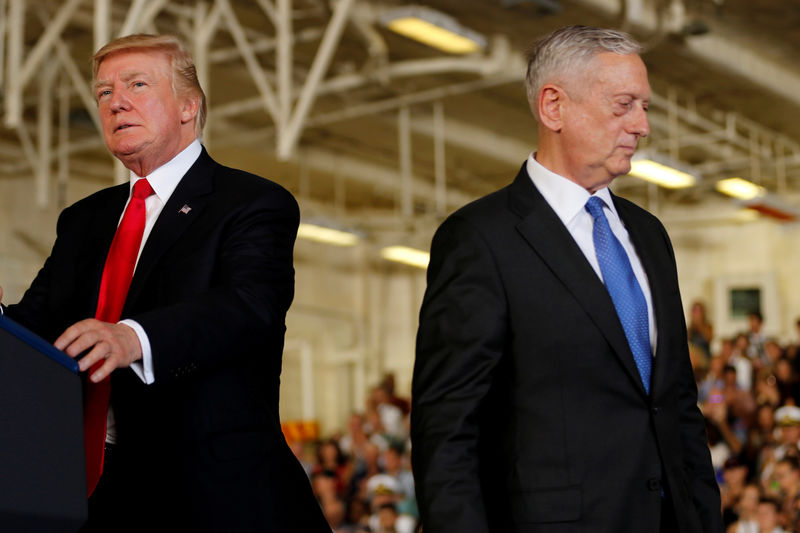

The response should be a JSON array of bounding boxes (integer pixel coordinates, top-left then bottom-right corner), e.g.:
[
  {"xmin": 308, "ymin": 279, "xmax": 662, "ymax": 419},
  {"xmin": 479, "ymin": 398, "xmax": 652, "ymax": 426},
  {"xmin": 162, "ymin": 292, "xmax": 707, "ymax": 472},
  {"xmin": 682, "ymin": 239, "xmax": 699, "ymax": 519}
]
[{"xmin": 2, "ymin": 0, "xmax": 800, "ymax": 245}]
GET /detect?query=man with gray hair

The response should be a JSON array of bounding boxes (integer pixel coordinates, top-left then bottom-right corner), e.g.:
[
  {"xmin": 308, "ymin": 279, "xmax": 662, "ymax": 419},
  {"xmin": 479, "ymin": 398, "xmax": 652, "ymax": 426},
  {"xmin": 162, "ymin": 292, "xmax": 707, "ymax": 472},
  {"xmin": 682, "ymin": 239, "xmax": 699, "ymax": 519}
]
[{"xmin": 412, "ymin": 25, "xmax": 721, "ymax": 533}]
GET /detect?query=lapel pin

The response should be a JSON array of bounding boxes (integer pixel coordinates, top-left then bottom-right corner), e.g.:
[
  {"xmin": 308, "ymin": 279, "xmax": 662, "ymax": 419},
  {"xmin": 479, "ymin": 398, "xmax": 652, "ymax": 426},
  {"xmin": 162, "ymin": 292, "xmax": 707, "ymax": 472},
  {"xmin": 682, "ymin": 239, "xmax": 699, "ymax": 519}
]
[{"xmin": 179, "ymin": 204, "xmax": 192, "ymax": 215}]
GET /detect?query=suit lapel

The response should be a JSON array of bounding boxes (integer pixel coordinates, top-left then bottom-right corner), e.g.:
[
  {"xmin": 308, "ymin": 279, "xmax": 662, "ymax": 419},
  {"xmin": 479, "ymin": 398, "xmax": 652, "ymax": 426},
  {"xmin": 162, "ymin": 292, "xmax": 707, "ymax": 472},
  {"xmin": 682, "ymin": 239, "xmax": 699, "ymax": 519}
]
[
  {"xmin": 509, "ymin": 166, "xmax": 648, "ymax": 397},
  {"xmin": 123, "ymin": 149, "xmax": 216, "ymax": 310}
]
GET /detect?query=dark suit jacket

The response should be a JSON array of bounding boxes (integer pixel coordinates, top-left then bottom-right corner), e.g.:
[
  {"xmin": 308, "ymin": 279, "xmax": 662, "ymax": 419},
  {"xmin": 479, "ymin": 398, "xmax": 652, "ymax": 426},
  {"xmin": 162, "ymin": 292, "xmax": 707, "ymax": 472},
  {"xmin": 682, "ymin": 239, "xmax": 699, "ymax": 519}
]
[
  {"xmin": 7, "ymin": 149, "xmax": 329, "ymax": 532},
  {"xmin": 411, "ymin": 164, "xmax": 722, "ymax": 533}
]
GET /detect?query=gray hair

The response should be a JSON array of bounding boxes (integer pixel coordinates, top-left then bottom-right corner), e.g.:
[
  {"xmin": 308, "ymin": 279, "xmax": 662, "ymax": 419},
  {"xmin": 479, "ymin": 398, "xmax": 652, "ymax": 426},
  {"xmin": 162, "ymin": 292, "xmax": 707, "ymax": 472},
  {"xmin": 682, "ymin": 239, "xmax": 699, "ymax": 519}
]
[{"xmin": 524, "ymin": 25, "xmax": 642, "ymax": 120}]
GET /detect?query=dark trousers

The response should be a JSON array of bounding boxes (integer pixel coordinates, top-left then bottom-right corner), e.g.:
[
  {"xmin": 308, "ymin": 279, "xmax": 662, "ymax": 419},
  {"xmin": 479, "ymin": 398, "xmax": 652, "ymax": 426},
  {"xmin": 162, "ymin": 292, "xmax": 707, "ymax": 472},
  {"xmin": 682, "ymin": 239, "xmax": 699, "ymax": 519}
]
[
  {"xmin": 660, "ymin": 488, "xmax": 680, "ymax": 533},
  {"xmin": 79, "ymin": 444, "xmax": 122, "ymax": 533}
]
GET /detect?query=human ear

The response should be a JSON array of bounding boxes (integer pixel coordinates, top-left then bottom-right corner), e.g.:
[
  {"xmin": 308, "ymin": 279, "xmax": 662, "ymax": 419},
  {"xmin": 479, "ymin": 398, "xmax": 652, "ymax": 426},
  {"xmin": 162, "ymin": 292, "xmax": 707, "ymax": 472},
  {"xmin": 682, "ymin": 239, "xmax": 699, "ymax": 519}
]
[
  {"xmin": 180, "ymin": 94, "xmax": 201, "ymax": 125},
  {"xmin": 538, "ymin": 84, "xmax": 564, "ymax": 133}
]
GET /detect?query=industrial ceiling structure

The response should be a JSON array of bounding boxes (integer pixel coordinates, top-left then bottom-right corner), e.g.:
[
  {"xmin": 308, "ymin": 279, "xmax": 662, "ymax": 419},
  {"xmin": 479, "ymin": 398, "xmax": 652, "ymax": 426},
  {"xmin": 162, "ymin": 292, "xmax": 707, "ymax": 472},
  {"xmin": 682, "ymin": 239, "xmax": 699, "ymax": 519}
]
[{"xmin": 2, "ymin": 0, "xmax": 800, "ymax": 255}]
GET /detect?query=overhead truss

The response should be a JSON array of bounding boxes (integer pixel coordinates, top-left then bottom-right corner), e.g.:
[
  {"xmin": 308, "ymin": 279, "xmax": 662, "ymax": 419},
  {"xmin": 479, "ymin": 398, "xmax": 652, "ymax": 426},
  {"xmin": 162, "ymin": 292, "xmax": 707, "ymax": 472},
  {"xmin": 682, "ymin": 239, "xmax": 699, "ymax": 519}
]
[{"xmin": 0, "ymin": 0, "xmax": 798, "ymax": 220}]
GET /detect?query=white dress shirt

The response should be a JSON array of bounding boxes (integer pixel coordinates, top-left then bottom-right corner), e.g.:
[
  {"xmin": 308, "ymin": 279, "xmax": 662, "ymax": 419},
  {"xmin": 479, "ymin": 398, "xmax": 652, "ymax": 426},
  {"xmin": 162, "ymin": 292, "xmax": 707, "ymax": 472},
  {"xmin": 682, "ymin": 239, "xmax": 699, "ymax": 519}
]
[
  {"xmin": 106, "ymin": 139, "xmax": 201, "ymax": 443},
  {"xmin": 526, "ymin": 153, "xmax": 658, "ymax": 354}
]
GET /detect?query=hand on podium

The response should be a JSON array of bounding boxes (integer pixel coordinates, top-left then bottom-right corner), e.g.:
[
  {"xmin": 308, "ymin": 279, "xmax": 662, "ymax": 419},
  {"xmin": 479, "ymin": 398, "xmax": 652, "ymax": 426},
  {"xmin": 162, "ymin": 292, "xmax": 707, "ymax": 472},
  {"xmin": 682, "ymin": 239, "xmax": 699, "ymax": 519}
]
[{"xmin": 54, "ymin": 320, "xmax": 142, "ymax": 383}]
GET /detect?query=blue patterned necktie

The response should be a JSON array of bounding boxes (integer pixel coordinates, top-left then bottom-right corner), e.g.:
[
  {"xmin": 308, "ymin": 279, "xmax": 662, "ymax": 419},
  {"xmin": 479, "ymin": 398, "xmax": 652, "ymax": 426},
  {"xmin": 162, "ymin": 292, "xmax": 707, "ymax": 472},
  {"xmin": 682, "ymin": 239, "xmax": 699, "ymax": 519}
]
[{"xmin": 585, "ymin": 196, "xmax": 652, "ymax": 394}]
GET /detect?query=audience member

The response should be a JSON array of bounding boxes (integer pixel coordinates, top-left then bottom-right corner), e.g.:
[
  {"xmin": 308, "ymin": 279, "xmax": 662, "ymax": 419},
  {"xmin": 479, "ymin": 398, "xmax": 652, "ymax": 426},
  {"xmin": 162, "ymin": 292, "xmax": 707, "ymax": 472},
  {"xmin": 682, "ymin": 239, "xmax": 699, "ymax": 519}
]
[
  {"xmin": 728, "ymin": 483, "xmax": 760, "ymax": 533},
  {"xmin": 771, "ymin": 456, "xmax": 800, "ymax": 530},
  {"xmin": 755, "ymin": 497, "xmax": 786, "ymax": 533},
  {"xmin": 365, "ymin": 475, "xmax": 416, "ymax": 533},
  {"xmin": 748, "ymin": 312, "xmax": 768, "ymax": 364},
  {"xmin": 689, "ymin": 300, "xmax": 715, "ymax": 359}
]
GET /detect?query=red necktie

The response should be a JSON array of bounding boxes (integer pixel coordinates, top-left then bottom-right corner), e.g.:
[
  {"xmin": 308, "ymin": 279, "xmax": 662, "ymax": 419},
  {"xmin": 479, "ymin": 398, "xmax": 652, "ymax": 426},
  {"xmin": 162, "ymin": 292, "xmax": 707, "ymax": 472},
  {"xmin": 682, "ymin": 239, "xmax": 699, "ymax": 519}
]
[{"xmin": 84, "ymin": 178, "xmax": 154, "ymax": 496}]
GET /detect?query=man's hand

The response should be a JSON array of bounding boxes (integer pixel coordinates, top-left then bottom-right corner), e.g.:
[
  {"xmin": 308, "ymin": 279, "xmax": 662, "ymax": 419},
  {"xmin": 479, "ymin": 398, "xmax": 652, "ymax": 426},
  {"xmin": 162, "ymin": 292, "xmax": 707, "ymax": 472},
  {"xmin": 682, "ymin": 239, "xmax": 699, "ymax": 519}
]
[{"xmin": 54, "ymin": 319, "xmax": 142, "ymax": 383}]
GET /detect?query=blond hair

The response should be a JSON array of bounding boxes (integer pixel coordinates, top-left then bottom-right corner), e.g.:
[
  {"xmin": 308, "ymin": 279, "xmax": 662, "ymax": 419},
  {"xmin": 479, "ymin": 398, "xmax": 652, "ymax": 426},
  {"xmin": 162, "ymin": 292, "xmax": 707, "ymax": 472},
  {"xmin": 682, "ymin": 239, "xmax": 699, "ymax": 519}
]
[{"xmin": 93, "ymin": 34, "xmax": 207, "ymax": 135}]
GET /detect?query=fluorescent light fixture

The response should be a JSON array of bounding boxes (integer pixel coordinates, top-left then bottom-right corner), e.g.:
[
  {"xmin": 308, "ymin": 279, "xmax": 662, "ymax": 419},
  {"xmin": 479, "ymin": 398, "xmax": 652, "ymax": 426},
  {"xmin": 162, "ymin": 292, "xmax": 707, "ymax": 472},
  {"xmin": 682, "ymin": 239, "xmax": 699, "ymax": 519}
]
[
  {"xmin": 381, "ymin": 245, "xmax": 430, "ymax": 269},
  {"xmin": 379, "ymin": 6, "xmax": 487, "ymax": 55},
  {"xmin": 297, "ymin": 222, "xmax": 360, "ymax": 246},
  {"xmin": 715, "ymin": 179, "xmax": 799, "ymax": 222},
  {"xmin": 628, "ymin": 158, "xmax": 696, "ymax": 189},
  {"xmin": 715, "ymin": 177, "xmax": 766, "ymax": 200}
]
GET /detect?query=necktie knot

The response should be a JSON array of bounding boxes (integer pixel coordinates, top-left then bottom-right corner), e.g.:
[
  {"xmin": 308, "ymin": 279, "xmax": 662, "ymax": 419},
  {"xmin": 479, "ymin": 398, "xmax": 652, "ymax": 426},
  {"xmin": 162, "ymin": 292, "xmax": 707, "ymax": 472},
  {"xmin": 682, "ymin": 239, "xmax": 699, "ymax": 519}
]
[
  {"xmin": 132, "ymin": 178, "xmax": 154, "ymax": 200},
  {"xmin": 585, "ymin": 196, "xmax": 605, "ymax": 219}
]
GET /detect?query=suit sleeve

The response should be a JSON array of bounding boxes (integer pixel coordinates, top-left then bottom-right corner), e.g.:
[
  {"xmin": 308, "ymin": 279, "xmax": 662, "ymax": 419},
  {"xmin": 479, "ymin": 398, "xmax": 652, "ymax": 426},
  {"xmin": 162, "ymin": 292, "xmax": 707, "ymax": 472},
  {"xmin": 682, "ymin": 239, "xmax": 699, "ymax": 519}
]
[
  {"xmin": 412, "ymin": 214, "xmax": 507, "ymax": 533},
  {"xmin": 131, "ymin": 185, "xmax": 298, "ymax": 383},
  {"xmin": 659, "ymin": 223, "xmax": 723, "ymax": 533}
]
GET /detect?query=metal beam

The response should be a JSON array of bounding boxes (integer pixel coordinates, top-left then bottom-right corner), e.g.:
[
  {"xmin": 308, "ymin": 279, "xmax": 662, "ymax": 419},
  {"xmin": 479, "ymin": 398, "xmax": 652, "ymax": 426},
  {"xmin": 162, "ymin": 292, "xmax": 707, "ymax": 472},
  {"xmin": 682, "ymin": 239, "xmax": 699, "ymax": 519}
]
[
  {"xmin": 297, "ymin": 146, "xmax": 474, "ymax": 212},
  {"xmin": 37, "ymin": 62, "xmax": 58, "ymax": 208},
  {"xmin": 0, "ymin": 0, "xmax": 8, "ymax": 89},
  {"xmin": 218, "ymin": 0, "xmax": 280, "ymax": 123},
  {"xmin": 276, "ymin": 0, "xmax": 293, "ymax": 131},
  {"xmin": 277, "ymin": 0, "xmax": 356, "ymax": 159},
  {"xmin": 54, "ymin": 40, "xmax": 103, "ymax": 133},
  {"xmin": 18, "ymin": 0, "xmax": 82, "ymax": 90},
  {"xmin": 118, "ymin": 0, "xmax": 148, "ymax": 36},
  {"xmin": 255, "ymin": 0, "xmax": 277, "ymax": 25},
  {"xmin": 4, "ymin": 0, "xmax": 24, "ymax": 128},
  {"xmin": 432, "ymin": 102, "xmax": 447, "ymax": 216},
  {"xmin": 94, "ymin": 0, "xmax": 111, "ymax": 52},
  {"xmin": 398, "ymin": 106, "xmax": 412, "ymax": 216}
]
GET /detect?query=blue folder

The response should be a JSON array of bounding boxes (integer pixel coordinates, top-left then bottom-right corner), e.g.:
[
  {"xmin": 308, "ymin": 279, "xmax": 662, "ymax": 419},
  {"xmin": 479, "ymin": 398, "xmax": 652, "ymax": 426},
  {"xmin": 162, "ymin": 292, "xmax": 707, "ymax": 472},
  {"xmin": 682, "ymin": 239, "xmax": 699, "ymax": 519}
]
[{"xmin": 0, "ymin": 313, "xmax": 79, "ymax": 373}]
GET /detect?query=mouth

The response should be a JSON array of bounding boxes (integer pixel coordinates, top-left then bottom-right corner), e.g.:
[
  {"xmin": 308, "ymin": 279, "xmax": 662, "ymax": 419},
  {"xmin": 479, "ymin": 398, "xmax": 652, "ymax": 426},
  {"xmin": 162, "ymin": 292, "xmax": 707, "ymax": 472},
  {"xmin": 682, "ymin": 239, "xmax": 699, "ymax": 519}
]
[{"xmin": 114, "ymin": 123, "xmax": 136, "ymax": 133}]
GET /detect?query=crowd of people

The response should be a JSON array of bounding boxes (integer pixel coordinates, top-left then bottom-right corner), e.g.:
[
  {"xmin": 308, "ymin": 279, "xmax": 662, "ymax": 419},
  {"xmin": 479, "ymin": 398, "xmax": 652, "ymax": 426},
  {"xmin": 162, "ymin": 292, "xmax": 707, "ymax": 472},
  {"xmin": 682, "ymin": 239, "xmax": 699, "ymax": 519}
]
[
  {"xmin": 294, "ymin": 376, "xmax": 417, "ymax": 533},
  {"xmin": 296, "ymin": 303, "xmax": 800, "ymax": 532},
  {"xmin": 691, "ymin": 302, "xmax": 800, "ymax": 533}
]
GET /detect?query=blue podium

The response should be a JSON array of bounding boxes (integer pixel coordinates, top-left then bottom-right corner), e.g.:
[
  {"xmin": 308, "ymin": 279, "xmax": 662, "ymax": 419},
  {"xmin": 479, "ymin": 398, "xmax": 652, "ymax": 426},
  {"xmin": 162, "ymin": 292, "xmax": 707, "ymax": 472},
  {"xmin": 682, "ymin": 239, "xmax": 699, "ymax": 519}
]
[{"xmin": 0, "ymin": 315, "xmax": 87, "ymax": 532}]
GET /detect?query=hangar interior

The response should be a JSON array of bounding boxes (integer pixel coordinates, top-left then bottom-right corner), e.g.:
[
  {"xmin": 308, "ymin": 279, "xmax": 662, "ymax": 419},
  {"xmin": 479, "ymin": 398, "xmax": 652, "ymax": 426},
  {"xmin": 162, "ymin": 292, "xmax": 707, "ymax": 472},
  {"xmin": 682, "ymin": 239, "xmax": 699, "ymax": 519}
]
[{"xmin": 1, "ymin": 0, "xmax": 800, "ymax": 432}]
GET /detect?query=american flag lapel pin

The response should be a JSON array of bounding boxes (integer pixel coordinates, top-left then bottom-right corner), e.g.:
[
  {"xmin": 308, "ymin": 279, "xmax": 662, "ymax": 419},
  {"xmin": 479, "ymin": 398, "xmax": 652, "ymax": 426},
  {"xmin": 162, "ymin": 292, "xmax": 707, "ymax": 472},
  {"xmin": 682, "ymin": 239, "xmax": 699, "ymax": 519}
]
[{"xmin": 179, "ymin": 204, "xmax": 192, "ymax": 215}]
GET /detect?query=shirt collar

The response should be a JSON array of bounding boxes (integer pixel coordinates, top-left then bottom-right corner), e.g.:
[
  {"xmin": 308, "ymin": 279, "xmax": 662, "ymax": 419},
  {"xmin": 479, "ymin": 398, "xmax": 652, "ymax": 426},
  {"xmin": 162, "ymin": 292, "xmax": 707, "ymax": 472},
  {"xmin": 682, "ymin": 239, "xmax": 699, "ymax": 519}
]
[
  {"xmin": 128, "ymin": 138, "xmax": 202, "ymax": 201},
  {"xmin": 526, "ymin": 152, "xmax": 619, "ymax": 224}
]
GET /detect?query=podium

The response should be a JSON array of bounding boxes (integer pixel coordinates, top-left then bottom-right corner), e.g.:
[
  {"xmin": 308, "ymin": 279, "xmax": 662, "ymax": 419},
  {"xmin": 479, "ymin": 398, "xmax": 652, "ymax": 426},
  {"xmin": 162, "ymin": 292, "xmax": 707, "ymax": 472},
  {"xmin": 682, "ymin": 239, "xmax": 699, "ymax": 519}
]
[{"xmin": 0, "ymin": 315, "xmax": 87, "ymax": 532}]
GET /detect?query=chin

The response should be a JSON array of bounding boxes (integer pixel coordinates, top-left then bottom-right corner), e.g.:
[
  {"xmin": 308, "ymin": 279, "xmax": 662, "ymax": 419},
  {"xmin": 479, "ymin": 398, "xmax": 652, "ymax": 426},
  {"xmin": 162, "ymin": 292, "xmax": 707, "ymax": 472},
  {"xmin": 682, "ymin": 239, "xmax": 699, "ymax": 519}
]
[{"xmin": 608, "ymin": 160, "xmax": 632, "ymax": 178}]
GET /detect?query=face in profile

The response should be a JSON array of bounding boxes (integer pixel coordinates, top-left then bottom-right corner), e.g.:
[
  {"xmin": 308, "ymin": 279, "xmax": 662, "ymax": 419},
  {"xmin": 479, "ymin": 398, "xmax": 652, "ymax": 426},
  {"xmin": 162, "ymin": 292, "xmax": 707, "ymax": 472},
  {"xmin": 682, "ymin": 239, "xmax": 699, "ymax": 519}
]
[{"xmin": 556, "ymin": 52, "xmax": 651, "ymax": 192}]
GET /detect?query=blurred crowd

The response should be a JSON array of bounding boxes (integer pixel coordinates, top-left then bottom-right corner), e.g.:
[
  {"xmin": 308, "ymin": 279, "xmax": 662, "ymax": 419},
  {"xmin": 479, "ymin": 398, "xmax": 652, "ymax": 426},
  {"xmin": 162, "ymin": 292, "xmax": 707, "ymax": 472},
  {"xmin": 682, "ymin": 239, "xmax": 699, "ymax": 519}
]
[
  {"xmin": 295, "ymin": 303, "xmax": 800, "ymax": 533},
  {"xmin": 293, "ymin": 375, "xmax": 417, "ymax": 533},
  {"xmin": 690, "ymin": 302, "xmax": 800, "ymax": 533}
]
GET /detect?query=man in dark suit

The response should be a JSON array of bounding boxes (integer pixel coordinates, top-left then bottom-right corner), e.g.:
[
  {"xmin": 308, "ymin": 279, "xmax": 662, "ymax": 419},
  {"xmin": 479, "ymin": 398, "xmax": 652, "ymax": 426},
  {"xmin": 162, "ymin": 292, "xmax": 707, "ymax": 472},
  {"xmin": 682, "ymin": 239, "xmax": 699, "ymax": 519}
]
[
  {"xmin": 411, "ymin": 25, "xmax": 722, "ymax": 533},
  {"xmin": 0, "ymin": 34, "xmax": 329, "ymax": 532}
]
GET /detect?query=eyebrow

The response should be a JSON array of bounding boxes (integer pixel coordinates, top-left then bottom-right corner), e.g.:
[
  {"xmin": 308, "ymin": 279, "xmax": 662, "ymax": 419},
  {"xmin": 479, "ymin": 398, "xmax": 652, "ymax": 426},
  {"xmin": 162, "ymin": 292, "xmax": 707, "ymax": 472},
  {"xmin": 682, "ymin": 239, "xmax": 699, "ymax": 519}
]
[{"xmin": 93, "ymin": 70, "xmax": 152, "ymax": 90}]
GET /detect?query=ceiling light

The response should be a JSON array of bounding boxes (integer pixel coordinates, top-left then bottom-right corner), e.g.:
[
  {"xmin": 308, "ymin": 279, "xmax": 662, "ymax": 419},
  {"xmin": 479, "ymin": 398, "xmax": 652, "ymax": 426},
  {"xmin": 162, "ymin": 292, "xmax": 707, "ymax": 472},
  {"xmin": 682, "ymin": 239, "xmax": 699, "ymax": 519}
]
[
  {"xmin": 715, "ymin": 177, "xmax": 765, "ymax": 200},
  {"xmin": 379, "ymin": 6, "xmax": 487, "ymax": 55},
  {"xmin": 297, "ymin": 222, "xmax": 360, "ymax": 246},
  {"xmin": 628, "ymin": 158, "xmax": 696, "ymax": 189},
  {"xmin": 381, "ymin": 245, "xmax": 430, "ymax": 269}
]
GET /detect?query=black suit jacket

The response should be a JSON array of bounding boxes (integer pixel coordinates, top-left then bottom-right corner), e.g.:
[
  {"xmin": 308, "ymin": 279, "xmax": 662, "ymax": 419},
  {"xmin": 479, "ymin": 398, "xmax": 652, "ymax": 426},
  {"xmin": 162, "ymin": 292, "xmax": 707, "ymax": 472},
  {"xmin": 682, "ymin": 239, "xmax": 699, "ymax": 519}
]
[
  {"xmin": 411, "ymin": 165, "xmax": 721, "ymax": 533},
  {"xmin": 7, "ymin": 149, "xmax": 329, "ymax": 532}
]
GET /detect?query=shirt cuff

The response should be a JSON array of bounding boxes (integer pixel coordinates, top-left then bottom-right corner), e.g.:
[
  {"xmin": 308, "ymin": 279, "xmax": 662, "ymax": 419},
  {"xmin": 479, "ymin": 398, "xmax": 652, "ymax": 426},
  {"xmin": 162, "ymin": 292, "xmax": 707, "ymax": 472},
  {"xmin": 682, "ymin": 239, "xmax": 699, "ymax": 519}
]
[{"xmin": 119, "ymin": 318, "xmax": 155, "ymax": 384}]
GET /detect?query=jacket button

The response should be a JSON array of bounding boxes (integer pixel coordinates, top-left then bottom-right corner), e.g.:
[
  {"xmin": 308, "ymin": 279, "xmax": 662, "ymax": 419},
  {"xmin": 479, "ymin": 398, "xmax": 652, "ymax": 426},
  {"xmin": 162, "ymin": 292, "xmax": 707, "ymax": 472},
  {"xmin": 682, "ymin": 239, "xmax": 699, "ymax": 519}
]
[
  {"xmin": 651, "ymin": 406, "xmax": 659, "ymax": 415},
  {"xmin": 647, "ymin": 478, "xmax": 661, "ymax": 491}
]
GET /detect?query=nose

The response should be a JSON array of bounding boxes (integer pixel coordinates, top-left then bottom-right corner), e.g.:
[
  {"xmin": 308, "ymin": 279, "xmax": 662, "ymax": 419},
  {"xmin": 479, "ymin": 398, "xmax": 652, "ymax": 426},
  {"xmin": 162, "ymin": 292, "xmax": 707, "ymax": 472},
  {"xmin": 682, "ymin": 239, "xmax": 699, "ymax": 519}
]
[
  {"xmin": 628, "ymin": 103, "xmax": 650, "ymax": 138},
  {"xmin": 109, "ymin": 88, "xmax": 130, "ymax": 113}
]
